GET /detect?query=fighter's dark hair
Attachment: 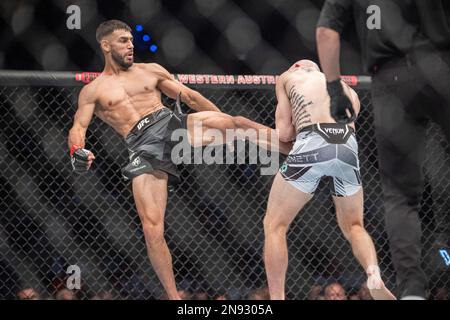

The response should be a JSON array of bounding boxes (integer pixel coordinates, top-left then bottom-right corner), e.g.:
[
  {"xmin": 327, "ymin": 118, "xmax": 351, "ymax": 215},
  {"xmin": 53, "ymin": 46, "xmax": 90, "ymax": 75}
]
[{"xmin": 95, "ymin": 20, "xmax": 132, "ymax": 43}]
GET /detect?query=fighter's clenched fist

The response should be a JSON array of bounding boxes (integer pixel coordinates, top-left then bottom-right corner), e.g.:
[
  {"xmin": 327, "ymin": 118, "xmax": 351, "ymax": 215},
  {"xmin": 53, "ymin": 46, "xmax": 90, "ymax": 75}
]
[{"xmin": 70, "ymin": 144, "xmax": 95, "ymax": 172}]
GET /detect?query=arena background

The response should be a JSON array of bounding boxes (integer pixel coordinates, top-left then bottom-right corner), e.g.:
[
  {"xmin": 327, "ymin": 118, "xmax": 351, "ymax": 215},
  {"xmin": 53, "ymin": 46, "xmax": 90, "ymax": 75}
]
[{"xmin": 0, "ymin": 0, "xmax": 448, "ymax": 300}]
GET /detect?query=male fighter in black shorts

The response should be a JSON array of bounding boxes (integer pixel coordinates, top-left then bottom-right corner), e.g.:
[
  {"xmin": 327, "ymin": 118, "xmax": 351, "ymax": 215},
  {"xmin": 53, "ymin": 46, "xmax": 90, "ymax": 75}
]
[{"xmin": 68, "ymin": 20, "xmax": 290, "ymax": 300}]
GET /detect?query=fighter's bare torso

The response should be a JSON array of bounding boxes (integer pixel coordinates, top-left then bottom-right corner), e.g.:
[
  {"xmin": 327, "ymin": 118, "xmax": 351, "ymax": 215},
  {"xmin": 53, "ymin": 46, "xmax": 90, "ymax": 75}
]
[
  {"xmin": 85, "ymin": 63, "xmax": 168, "ymax": 137},
  {"xmin": 282, "ymin": 68, "xmax": 360, "ymax": 132}
]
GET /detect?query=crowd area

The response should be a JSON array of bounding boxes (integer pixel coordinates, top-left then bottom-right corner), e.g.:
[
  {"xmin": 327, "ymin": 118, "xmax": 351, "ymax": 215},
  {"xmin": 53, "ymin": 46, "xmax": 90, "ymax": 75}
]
[{"xmin": 15, "ymin": 282, "xmax": 449, "ymax": 300}]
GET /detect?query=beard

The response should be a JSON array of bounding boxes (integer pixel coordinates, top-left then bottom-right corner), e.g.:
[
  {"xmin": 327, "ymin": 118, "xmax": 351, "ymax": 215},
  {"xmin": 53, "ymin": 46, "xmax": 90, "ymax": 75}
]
[{"xmin": 111, "ymin": 49, "xmax": 133, "ymax": 69}]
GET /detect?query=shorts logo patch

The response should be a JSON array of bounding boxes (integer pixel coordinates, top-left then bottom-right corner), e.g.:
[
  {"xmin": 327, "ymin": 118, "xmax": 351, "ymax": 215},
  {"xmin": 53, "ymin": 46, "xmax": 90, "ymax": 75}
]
[
  {"xmin": 280, "ymin": 163, "xmax": 288, "ymax": 173},
  {"xmin": 137, "ymin": 118, "xmax": 150, "ymax": 130},
  {"xmin": 132, "ymin": 156, "xmax": 141, "ymax": 166},
  {"xmin": 324, "ymin": 127, "xmax": 344, "ymax": 134}
]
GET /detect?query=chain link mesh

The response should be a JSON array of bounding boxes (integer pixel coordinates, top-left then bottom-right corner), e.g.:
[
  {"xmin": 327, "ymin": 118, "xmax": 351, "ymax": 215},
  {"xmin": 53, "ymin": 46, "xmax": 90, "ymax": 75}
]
[{"xmin": 0, "ymin": 84, "xmax": 448, "ymax": 299}]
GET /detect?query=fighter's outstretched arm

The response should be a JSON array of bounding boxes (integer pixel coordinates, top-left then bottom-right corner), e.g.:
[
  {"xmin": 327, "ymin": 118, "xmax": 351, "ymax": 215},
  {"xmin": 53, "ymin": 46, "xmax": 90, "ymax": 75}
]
[
  {"xmin": 151, "ymin": 63, "xmax": 221, "ymax": 112},
  {"xmin": 68, "ymin": 84, "xmax": 96, "ymax": 171}
]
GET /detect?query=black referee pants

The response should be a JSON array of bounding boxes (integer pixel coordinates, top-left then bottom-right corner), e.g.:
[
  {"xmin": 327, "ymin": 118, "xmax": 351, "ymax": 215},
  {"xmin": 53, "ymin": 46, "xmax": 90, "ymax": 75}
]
[{"xmin": 371, "ymin": 49, "xmax": 450, "ymax": 298}]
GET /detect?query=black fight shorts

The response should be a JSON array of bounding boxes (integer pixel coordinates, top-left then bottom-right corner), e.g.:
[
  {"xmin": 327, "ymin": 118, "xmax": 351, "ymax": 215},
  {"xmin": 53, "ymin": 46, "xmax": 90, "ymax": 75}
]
[{"xmin": 121, "ymin": 107, "xmax": 188, "ymax": 185}]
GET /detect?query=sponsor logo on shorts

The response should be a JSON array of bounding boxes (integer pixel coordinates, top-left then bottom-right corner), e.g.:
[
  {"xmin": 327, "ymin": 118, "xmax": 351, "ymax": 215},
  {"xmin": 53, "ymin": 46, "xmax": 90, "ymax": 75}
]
[
  {"xmin": 280, "ymin": 163, "xmax": 288, "ymax": 173},
  {"xmin": 288, "ymin": 152, "xmax": 320, "ymax": 163},
  {"xmin": 132, "ymin": 157, "xmax": 141, "ymax": 166},
  {"xmin": 324, "ymin": 127, "xmax": 345, "ymax": 135}
]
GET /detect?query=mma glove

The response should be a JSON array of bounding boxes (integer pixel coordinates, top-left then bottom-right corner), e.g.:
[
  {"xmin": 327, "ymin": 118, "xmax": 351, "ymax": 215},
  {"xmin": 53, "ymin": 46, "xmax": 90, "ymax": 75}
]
[
  {"xmin": 70, "ymin": 145, "xmax": 92, "ymax": 173},
  {"xmin": 326, "ymin": 79, "xmax": 356, "ymax": 124}
]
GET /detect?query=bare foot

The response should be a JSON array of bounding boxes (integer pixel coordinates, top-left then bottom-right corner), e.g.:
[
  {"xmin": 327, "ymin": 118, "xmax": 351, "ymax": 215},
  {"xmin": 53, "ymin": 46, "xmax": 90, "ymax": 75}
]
[{"xmin": 367, "ymin": 274, "xmax": 397, "ymax": 300}]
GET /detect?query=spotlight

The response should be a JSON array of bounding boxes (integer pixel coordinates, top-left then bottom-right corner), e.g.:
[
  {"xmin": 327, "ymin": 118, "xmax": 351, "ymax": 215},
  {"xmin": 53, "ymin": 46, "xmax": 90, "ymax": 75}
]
[
  {"xmin": 143, "ymin": 34, "xmax": 150, "ymax": 42},
  {"xmin": 149, "ymin": 44, "xmax": 158, "ymax": 52},
  {"xmin": 135, "ymin": 25, "xmax": 143, "ymax": 32}
]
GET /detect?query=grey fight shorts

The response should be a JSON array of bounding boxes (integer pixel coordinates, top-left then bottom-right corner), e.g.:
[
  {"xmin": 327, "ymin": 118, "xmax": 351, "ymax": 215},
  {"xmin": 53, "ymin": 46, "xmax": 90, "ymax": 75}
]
[
  {"xmin": 121, "ymin": 107, "xmax": 187, "ymax": 185},
  {"xmin": 280, "ymin": 123, "xmax": 362, "ymax": 197}
]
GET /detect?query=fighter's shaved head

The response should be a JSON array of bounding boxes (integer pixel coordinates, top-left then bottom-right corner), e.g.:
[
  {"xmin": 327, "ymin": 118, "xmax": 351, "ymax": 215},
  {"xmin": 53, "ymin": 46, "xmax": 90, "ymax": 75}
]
[{"xmin": 288, "ymin": 59, "xmax": 320, "ymax": 72}]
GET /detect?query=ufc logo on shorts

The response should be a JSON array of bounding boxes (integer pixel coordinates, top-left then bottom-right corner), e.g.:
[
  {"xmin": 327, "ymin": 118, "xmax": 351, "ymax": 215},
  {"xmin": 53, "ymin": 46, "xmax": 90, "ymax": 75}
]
[{"xmin": 137, "ymin": 118, "xmax": 149, "ymax": 130}]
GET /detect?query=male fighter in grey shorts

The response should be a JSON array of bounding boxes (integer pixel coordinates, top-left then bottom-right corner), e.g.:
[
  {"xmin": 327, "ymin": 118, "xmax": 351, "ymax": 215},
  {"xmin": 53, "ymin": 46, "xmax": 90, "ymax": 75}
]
[
  {"xmin": 263, "ymin": 59, "xmax": 396, "ymax": 300},
  {"xmin": 68, "ymin": 20, "xmax": 290, "ymax": 300}
]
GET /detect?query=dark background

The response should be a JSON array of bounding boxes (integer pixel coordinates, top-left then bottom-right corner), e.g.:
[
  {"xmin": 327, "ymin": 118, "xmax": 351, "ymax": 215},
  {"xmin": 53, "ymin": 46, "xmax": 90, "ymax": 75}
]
[
  {"xmin": 0, "ymin": 0, "xmax": 363, "ymax": 75},
  {"xmin": 1, "ymin": 0, "xmax": 448, "ymax": 301}
]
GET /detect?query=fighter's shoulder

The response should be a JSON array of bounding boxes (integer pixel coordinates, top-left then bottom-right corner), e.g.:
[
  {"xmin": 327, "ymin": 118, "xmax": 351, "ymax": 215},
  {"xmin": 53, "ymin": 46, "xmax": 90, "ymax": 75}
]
[
  {"xmin": 276, "ymin": 71, "xmax": 289, "ymax": 86},
  {"xmin": 79, "ymin": 79, "xmax": 100, "ymax": 103},
  {"xmin": 278, "ymin": 70, "xmax": 290, "ymax": 80},
  {"xmin": 139, "ymin": 63, "xmax": 173, "ymax": 79},
  {"xmin": 137, "ymin": 62, "xmax": 166, "ymax": 72}
]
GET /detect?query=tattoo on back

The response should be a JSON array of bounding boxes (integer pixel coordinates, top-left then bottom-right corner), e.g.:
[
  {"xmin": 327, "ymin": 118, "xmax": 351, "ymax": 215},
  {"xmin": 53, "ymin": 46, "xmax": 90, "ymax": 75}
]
[{"xmin": 288, "ymin": 86, "xmax": 313, "ymax": 132}]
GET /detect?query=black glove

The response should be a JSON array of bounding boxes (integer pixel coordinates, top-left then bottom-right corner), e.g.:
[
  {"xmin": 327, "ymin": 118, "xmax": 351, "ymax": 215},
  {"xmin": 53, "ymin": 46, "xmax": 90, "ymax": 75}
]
[
  {"xmin": 326, "ymin": 79, "xmax": 356, "ymax": 124},
  {"xmin": 70, "ymin": 145, "xmax": 92, "ymax": 172}
]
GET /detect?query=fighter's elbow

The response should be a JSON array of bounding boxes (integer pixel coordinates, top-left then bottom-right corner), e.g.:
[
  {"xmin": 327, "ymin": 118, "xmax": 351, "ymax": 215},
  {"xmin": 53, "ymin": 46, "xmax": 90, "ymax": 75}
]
[
  {"xmin": 279, "ymin": 135, "xmax": 293, "ymax": 143},
  {"xmin": 277, "ymin": 129, "xmax": 294, "ymax": 143},
  {"xmin": 276, "ymin": 124, "xmax": 295, "ymax": 142},
  {"xmin": 316, "ymin": 27, "xmax": 338, "ymax": 42}
]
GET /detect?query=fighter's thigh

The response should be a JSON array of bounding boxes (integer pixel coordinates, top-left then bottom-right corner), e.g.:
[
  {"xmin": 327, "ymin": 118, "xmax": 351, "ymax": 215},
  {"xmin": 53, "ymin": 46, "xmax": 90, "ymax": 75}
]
[
  {"xmin": 132, "ymin": 170, "xmax": 169, "ymax": 224},
  {"xmin": 265, "ymin": 173, "xmax": 314, "ymax": 227},
  {"xmin": 332, "ymin": 187, "xmax": 364, "ymax": 236},
  {"xmin": 186, "ymin": 112, "xmax": 235, "ymax": 146},
  {"xmin": 187, "ymin": 112, "xmax": 235, "ymax": 133}
]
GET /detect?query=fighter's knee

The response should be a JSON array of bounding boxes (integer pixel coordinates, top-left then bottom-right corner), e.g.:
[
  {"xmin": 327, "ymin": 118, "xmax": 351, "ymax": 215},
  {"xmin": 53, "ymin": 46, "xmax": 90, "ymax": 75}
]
[
  {"xmin": 344, "ymin": 223, "xmax": 365, "ymax": 241},
  {"xmin": 142, "ymin": 219, "xmax": 165, "ymax": 242},
  {"xmin": 263, "ymin": 215, "xmax": 288, "ymax": 235}
]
